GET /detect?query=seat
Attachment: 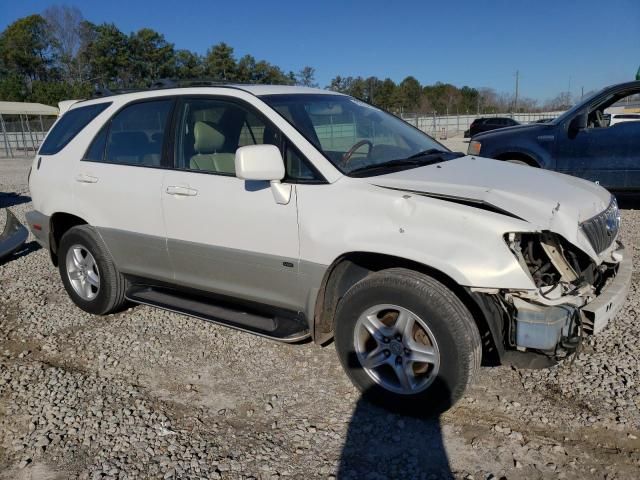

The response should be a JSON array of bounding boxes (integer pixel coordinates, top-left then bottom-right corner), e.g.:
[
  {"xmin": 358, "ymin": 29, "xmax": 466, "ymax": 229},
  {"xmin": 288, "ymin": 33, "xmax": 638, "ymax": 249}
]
[{"xmin": 190, "ymin": 121, "xmax": 236, "ymax": 174}]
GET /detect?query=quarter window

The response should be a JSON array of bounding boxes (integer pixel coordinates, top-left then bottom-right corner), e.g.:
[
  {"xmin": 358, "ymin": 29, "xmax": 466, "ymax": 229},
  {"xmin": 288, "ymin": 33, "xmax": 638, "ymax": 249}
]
[
  {"xmin": 102, "ymin": 100, "xmax": 173, "ymax": 166},
  {"xmin": 39, "ymin": 102, "xmax": 110, "ymax": 155}
]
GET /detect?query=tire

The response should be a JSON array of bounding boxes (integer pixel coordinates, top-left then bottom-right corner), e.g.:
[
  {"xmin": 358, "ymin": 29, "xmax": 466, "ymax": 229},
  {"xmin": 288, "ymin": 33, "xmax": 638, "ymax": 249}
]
[
  {"xmin": 334, "ymin": 268, "xmax": 481, "ymax": 416},
  {"xmin": 58, "ymin": 225, "xmax": 128, "ymax": 315}
]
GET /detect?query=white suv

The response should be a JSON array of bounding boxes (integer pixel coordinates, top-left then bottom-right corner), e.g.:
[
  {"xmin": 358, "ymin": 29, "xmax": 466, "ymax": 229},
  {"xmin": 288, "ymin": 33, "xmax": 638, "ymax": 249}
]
[{"xmin": 26, "ymin": 84, "xmax": 632, "ymax": 414}]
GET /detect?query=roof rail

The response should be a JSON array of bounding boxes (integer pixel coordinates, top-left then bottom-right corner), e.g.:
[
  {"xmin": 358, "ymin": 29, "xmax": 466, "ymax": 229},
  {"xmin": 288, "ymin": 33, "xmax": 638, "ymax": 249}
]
[
  {"xmin": 89, "ymin": 78, "xmax": 256, "ymax": 99},
  {"xmin": 149, "ymin": 78, "xmax": 178, "ymax": 89},
  {"xmin": 92, "ymin": 85, "xmax": 113, "ymax": 97}
]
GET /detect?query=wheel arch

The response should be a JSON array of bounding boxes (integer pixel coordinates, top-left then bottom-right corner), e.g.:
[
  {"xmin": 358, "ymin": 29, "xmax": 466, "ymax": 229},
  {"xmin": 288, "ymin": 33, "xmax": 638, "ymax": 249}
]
[
  {"xmin": 49, "ymin": 212, "xmax": 88, "ymax": 266},
  {"xmin": 312, "ymin": 251, "xmax": 502, "ymax": 364},
  {"xmin": 493, "ymin": 151, "xmax": 540, "ymax": 167}
]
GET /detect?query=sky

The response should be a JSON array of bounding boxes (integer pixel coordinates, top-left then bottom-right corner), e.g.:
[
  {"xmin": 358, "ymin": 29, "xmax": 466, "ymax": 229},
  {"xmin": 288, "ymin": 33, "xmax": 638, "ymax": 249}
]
[{"xmin": 1, "ymin": 0, "xmax": 639, "ymax": 102}]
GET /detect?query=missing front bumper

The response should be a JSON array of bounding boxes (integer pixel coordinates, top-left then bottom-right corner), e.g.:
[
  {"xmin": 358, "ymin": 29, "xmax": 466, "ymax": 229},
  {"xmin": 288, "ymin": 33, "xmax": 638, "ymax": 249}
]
[
  {"xmin": 511, "ymin": 247, "xmax": 632, "ymax": 351},
  {"xmin": 0, "ymin": 210, "xmax": 28, "ymax": 260},
  {"xmin": 582, "ymin": 252, "xmax": 633, "ymax": 334}
]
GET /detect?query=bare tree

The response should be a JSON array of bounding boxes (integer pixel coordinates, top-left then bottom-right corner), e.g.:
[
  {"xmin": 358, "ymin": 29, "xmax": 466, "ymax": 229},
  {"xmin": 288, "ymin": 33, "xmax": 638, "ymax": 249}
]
[{"xmin": 43, "ymin": 5, "xmax": 84, "ymax": 82}]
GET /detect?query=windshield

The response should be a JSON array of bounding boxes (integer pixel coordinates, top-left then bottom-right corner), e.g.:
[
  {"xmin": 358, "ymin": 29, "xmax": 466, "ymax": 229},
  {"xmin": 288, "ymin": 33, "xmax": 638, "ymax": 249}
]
[{"xmin": 260, "ymin": 94, "xmax": 452, "ymax": 175}]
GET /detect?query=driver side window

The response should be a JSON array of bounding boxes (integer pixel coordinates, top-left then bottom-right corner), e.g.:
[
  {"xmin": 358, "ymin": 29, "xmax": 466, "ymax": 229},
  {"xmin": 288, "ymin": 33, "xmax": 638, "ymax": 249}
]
[
  {"xmin": 174, "ymin": 98, "xmax": 320, "ymax": 181},
  {"xmin": 588, "ymin": 91, "xmax": 640, "ymax": 129}
]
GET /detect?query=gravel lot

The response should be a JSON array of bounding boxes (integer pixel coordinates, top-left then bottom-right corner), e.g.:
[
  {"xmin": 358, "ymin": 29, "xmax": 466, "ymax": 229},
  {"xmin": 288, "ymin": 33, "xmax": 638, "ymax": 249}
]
[{"xmin": 1, "ymin": 154, "xmax": 639, "ymax": 479}]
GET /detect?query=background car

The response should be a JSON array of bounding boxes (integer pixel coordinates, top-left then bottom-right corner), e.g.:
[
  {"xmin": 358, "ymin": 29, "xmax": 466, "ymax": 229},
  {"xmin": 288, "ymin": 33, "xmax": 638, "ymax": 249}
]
[
  {"xmin": 609, "ymin": 113, "xmax": 640, "ymax": 126},
  {"xmin": 464, "ymin": 117, "xmax": 520, "ymax": 138},
  {"xmin": 467, "ymin": 80, "xmax": 640, "ymax": 191}
]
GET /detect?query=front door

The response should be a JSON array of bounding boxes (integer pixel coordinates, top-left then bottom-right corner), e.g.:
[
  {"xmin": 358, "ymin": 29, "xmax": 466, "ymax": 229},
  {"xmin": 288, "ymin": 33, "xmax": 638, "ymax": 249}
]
[
  {"xmin": 556, "ymin": 89, "xmax": 640, "ymax": 191},
  {"xmin": 161, "ymin": 97, "xmax": 303, "ymax": 310}
]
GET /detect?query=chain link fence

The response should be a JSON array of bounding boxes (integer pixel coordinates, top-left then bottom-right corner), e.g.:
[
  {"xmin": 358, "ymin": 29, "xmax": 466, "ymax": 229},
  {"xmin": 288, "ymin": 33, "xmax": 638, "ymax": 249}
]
[{"xmin": 399, "ymin": 111, "xmax": 565, "ymax": 138}]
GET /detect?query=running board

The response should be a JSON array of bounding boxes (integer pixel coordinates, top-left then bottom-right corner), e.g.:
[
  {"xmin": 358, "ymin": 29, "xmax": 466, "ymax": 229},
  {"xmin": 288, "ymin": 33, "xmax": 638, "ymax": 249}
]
[{"xmin": 126, "ymin": 285, "xmax": 309, "ymax": 342}]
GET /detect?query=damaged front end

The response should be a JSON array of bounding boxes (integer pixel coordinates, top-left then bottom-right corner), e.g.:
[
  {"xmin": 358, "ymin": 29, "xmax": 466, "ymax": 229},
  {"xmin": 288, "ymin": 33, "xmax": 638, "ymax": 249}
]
[
  {"xmin": 475, "ymin": 229, "xmax": 630, "ymax": 363},
  {"xmin": 0, "ymin": 209, "xmax": 28, "ymax": 260}
]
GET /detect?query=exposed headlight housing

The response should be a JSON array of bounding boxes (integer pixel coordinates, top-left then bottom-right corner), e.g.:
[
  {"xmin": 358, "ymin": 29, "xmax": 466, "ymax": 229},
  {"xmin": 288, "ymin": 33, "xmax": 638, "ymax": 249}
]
[{"xmin": 467, "ymin": 140, "xmax": 481, "ymax": 156}]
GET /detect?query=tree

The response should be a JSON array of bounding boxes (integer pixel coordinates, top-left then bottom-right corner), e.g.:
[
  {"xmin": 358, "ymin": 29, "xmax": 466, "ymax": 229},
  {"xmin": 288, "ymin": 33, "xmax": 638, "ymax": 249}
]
[
  {"xmin": 129, "ymin": 28, "xmax": 175, "ymax": 85},
  {"xmin": 296, "ymin": 66, "xmax": 317, "ymax": 87},
  {"xmin": 398, "ymin": 76, "xmax": 421, "ymax": 111},
  {"xmin": 236, "ymin": 54, "xmax": 257, "ymax": 82},
  {"xmin": 80, "ymin": 22, "xmax": 130, "ymax": 87},
  {"xmin": 43, "ymin": 5, "xmax": 84, "ymax": 83},
  {"xmin": 0, "ymin": 15, "xmax": 53, "ymax": 83},
  {"xmin": 204, "ymin": 42, "xmax": 236, "ymax": 81},
  {"xmin": 174, "ymin": 49, "xmax": 204, "ymax": 79},
  {"xmin": 373, "ymin": 78, "xmax": 398, "ymax": 111}
]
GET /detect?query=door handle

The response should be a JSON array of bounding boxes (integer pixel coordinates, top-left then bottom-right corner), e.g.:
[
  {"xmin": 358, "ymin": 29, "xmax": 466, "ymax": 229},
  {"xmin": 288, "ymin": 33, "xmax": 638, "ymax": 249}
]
[
  {"xmin": 166, "ymin": 185, "xmax": 198, "ymax": 196},
  {"xmin": 76, "ymin": 174, "xmax": 98, "ymax": 184}
]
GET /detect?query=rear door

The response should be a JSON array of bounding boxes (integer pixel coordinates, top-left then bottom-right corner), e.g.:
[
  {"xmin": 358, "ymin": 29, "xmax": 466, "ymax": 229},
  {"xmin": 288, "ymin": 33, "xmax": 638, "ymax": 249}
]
[{"xmin": 73, "ymin": 98, "xmax": 174, "ymax": 280}]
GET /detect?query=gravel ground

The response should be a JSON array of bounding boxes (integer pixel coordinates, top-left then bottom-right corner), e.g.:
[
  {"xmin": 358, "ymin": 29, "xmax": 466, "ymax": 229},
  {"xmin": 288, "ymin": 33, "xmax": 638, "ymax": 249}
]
[{"xmin": 1, "ymin": 155, "xmax": 639, "ymax": 479}]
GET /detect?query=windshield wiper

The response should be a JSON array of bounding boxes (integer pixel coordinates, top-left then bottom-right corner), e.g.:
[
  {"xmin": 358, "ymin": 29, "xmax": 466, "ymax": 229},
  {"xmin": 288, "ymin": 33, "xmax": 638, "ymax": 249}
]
[
  {"xmin": 349, "ymin": 157, "xmax": 444, "ymax": 175},
  {"xmin": 348, "ymin": 150, "xmax": 464, "ymax": 176},
  {"xmin": 406, "ymin": 148, "xmax": 451, "ymax": 159}
]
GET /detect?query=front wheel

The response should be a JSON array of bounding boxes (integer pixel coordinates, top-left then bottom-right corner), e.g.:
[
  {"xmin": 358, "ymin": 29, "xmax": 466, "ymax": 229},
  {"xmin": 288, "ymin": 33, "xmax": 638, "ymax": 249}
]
[
  {"xmin": 58, "ymin": 225, "xmax": 128, "ymax": 315},
  {"xmin": 334, "ymin": 268, "xmax": 481, "ymax": 415}
]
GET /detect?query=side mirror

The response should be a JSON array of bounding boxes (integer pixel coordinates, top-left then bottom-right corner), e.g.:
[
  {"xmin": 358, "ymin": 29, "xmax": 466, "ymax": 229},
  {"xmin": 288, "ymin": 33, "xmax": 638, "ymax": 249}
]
[
  {"xmin": 569, "ymin": 111, "xmax": 588, "ymax": 132},
  {"xmin": 235, "ymin": 144, "xmax": 290, "ymax": 205}
]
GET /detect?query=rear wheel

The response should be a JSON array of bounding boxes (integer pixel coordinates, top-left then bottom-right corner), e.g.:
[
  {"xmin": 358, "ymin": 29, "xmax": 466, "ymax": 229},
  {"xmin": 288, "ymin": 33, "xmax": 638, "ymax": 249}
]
[
  {"xmin": 58, "ymin": 225, "xmax": 128, "ymax": 315},
  {"xmin": 334, "ymin": 268, "xmax": 481, "ymax": 415}
]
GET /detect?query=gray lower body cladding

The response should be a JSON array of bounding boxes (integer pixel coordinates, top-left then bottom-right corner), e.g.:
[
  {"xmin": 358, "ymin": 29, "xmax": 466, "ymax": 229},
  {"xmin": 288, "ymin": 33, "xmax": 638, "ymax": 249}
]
[
  {"xmin": 25, "ymin": 210, "xmax": 50, "ymax": 250},
  {"xmin": 96, "ymin": 227, "xmax": 328, "ymax": 315}
]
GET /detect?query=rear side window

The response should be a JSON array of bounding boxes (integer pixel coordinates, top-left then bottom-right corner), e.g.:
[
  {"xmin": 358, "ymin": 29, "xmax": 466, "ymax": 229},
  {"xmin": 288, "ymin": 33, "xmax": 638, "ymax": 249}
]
[
  {"xmin": 39, "ymin": 103, "xmax": 110, "ymax": 155},
  {"xmin": 94, "ymin": 100, "xmax": 173, "ymax": 167}
]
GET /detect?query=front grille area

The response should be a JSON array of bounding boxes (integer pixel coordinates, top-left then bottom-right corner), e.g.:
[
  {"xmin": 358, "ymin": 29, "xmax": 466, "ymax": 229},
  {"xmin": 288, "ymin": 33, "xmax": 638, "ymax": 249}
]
[{"xmin": 580, "ymin": 197, "xmax": 620, "ymax": 254}]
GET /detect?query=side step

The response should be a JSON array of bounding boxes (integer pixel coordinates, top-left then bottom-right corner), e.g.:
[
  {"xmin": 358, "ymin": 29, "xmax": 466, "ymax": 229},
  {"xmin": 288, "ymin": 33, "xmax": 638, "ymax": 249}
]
[{"xmin": 126, "ymin": 285, "xmax": 310, "ymax": 342}]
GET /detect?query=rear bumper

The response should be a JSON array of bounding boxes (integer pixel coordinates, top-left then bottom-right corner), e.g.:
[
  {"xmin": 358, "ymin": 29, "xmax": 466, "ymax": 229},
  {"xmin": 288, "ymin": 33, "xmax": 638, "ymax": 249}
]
[
  {"xmin": 583, "ymin": 251, "xmax": 633, "ymax": 334},
  {"xmin": 0, "ymin": 210, "xmax": 28, "ymax": 260},
  {"xmin": 25, "ymin": 210, "xmax": 50, "ymax": 250}
]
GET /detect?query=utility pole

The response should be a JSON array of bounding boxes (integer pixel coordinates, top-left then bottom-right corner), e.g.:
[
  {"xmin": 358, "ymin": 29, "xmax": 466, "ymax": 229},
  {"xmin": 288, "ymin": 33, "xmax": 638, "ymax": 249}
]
[
  {"xmin": 514, "ymin": 70, "xmax": 519, "ymax": 114},
  {"xmin": 581, "ymin": 86, "xmax": 584, "ymax": 99}
]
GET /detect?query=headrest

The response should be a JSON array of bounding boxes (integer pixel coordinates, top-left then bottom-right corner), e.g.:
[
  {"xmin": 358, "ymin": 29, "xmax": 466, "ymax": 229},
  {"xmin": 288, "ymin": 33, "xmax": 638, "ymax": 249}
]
[{"xmin": 194, "ymin": 121, "xmax": 225, "ymax": 153}]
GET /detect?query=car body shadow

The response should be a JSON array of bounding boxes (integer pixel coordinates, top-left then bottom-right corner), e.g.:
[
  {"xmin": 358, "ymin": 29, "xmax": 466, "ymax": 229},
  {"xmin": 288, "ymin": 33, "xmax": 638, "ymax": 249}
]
[
  {"xmin": 0, "ymin": 240, "xmax": 41, "ymax": 267},
  {"xmin": 337, "ymin": 379, "xmax": 453, "ymax": 479},
  {"xmin": 0, "ymin": 193, "xmax": 31, "ymax": 208},
  {"xmin": 613, "ymin": 192, "xmax": 640, "ymax": 210}
]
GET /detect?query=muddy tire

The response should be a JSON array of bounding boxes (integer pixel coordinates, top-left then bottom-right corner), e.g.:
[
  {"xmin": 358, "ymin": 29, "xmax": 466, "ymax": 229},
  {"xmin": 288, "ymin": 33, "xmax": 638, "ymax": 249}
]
[
  {"xmin": 58, "ymin": 225, "xmax": 128, "ymax": 315},
  {"xmin": 334, "ymin": 268, "xmax": 481, "ymax": 416}
]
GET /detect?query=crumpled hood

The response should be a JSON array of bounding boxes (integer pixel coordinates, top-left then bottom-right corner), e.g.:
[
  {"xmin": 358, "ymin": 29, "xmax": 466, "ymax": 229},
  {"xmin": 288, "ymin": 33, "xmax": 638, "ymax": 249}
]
[{"xmin": 369, "ymin": 156, "xmax": 612, "ymax": 256}]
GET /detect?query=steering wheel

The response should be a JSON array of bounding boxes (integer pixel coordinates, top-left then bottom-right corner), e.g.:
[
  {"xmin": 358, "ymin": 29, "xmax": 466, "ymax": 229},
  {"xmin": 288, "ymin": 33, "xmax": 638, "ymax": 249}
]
[{"xmin": 342, "ymin": 140, "xmax": 373, "ymax": 165}]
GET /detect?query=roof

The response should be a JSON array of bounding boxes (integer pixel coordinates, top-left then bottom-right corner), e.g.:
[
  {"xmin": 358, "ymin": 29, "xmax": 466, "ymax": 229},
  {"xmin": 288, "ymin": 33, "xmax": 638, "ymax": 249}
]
[{"xmin": 0, "ymin": 101, "xmax": 59, "ymax": 116}]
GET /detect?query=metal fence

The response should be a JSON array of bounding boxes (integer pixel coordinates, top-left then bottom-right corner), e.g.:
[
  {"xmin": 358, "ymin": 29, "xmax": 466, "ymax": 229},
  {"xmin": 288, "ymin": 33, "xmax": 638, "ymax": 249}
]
[
  {"xmin": 399, "ymin": 111, "xmax": 565, "ymax": 138},
  {"xmin": 0, "ymin": 114, "xmax": 57, "ymax": 158}
]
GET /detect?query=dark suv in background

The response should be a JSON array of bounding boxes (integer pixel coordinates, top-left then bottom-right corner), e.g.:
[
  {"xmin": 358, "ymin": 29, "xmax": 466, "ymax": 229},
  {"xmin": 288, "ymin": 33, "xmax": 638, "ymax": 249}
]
[
  {"xmin": 464, "ymin": 117, "xmax": 520, "ymax": 138},
  {"xmin": 468, "ymin": 81, "xmax": 640, "ymax": 191}
]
